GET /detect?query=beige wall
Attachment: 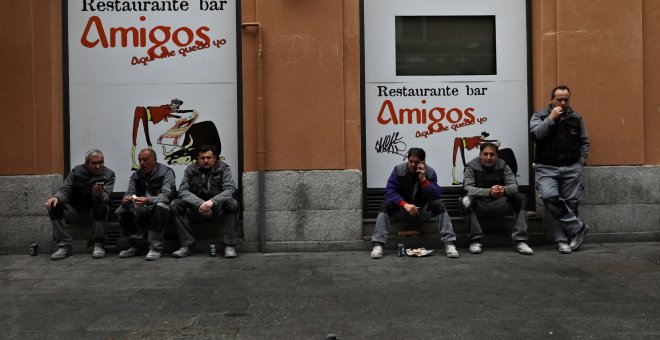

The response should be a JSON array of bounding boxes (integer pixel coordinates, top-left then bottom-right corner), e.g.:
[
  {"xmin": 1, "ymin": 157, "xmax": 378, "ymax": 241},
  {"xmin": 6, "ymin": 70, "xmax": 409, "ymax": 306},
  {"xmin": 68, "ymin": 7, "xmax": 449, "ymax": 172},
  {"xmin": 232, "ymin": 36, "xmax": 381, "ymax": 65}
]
[
  {"xmin": 241, "ymin": 0, "xmax": 361, "ymax": 172},
  {"xmin": 533, "ymin": 0, "xmax": 659, "ymax": 165},
  {"xmin": 642, "ymin": 0, "xmax": 660, "ymax": 164},
  {"xmin": 1, "ymin": 0, "xmax": 658, "ymax": 177},
  {"xmin": 0, "ymin": 0, "xmax": 63, "ymax": 175}
]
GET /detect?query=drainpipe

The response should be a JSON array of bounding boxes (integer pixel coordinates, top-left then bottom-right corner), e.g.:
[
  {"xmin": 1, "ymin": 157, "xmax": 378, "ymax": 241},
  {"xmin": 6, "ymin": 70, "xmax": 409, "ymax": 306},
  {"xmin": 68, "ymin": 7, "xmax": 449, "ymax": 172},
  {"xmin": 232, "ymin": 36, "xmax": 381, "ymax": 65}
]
[{"xmin": 241, "ymin": 22, "xmax": 266, "ymax": 253}]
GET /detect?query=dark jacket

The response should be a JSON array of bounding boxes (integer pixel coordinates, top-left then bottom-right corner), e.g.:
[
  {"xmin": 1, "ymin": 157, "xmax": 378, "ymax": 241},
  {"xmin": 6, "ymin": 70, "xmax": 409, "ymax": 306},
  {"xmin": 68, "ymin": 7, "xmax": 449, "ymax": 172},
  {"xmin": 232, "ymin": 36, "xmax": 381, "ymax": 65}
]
[
  {"xmin": 178, "ymin": 161, "xmax": 236, "ymax": 208},
  {"xmin": 530, "ymin": 105, "xmax": 590, "ymax": 166},
  {"xmin": 54, "ymin": 164, "xmax": 115, "ymax": 205},
  {"xmin": 384, "ymin": 162, "xmax": 443, "ymax": 207},
  {"xmin": 125, "ymin": 163, "xmax": 176, "ymax": 205},
  {"xmin": 463, "ymin": 157, "xmax": 518, "ymax": 198}
]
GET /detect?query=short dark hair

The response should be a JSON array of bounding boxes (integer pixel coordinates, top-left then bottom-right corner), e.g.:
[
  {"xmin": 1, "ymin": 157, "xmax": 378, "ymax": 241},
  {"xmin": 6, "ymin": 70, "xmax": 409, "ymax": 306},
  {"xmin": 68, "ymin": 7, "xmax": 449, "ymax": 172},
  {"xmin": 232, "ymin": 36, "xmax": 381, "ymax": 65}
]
[
  {"xmin": 551, "ymin": 85, "xmax": 571, "ymax": 99},
  {"xmin": 406, "ymin": 147, "xmax": 426, "ymax": 161},
  {"xmin": 197, "ymin": 145, "xmax": 218, "ymax": 157},
  {"xmin": 480, "ymin": 142, "xmax": 499, "ymax": 152}
]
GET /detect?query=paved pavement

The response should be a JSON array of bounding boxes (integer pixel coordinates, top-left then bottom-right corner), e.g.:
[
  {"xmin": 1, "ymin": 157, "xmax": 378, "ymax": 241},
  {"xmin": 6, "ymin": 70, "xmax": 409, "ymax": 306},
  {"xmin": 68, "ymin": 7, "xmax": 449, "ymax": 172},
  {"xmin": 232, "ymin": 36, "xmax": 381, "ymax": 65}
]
[{"xmin": 1, "ymin": 242, "xmax": 659, "ymax": 339}]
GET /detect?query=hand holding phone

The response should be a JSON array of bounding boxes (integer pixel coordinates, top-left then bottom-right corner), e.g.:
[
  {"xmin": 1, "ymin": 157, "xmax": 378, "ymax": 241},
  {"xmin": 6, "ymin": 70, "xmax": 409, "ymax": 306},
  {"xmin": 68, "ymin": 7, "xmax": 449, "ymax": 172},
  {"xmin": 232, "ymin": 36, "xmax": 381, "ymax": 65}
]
[{"xmin": 416, "ymin": 161, "xmax": 426, "ymax": 181}]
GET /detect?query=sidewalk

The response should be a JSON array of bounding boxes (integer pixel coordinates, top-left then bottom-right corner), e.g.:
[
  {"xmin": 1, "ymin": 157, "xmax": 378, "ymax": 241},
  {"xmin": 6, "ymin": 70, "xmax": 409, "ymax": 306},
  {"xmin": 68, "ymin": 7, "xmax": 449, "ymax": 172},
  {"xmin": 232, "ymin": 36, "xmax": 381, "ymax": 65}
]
[{"xmin": 1, "ymin": 242, "xmax": 659, "ymax": 339}]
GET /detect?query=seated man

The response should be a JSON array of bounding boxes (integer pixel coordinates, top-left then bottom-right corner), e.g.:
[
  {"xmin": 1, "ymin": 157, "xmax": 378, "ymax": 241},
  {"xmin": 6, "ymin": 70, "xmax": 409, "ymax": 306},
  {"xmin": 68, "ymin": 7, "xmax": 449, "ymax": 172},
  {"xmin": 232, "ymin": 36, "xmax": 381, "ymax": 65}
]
[
  {"xmin": 116, "ymin": 149, "xmax": 176, "ymax": 261},
  {"xmin": 170, "ymin": 145, "xmax": 240, "ymax": 258},
  {"xmin": 45, "ymin": 149, "xmax": 115, "ymax": 260},
  {"xmin": 461, "ymin": 142, "xmax": 533, "ymax": 255},
  {"xmin": 371, "ymin": 147, "xmax": 459, "ymax": 259}
]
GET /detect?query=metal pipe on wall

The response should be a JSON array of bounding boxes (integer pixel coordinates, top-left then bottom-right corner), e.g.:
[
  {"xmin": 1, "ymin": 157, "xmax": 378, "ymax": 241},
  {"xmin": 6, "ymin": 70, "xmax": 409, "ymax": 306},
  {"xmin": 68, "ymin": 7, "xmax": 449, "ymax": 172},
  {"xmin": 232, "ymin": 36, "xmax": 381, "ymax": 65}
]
[{"xmin": 241, "ymin": 22, "xmax": 266, "ymax": 253}]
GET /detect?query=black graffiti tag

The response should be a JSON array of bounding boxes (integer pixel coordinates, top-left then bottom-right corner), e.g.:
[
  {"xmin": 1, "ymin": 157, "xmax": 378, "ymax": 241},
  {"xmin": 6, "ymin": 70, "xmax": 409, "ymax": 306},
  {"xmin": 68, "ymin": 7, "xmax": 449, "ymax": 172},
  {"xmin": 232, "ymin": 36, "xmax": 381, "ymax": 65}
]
[{"xmin": 375, "ymin": 132, "xmax": 407, "ymax": 158}]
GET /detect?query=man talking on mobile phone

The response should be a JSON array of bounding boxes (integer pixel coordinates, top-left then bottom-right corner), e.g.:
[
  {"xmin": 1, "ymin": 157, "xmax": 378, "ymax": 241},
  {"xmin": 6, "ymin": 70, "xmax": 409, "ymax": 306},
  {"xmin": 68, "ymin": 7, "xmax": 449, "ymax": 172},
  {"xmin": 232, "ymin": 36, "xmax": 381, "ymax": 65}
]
[
  {"xmin": 45, "ymin": 149, "xmax": 115, "ymax": 260},
  {"xmin": 370, "ymin": 147, "xmax": 459, "ymax": 259}
]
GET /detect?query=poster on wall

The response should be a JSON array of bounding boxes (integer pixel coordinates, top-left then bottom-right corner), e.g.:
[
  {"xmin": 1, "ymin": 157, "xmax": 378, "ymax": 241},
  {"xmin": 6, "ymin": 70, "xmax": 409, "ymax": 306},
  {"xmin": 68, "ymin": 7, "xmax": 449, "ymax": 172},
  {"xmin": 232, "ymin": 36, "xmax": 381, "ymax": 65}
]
[
  {"xmin": 364, "ymin": 0, "xmax": 529, "ymax": 188},
  {"xmin": 66, "ymin": 0, "xmax": 240, "ymax": 191}
]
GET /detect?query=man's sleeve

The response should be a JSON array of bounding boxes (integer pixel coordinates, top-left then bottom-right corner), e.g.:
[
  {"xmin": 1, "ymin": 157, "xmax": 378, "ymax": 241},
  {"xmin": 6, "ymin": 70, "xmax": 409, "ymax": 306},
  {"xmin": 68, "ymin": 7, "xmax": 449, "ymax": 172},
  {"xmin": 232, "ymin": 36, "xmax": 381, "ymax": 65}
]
[
  {"xmin": 463, "ymin": 166, "xmax": 489, "ymax": 197},
  {"xmin": 529, "ymin": 110, "xmax": 554, "ymax": 140},
  {"xmin": 94, "ymin": 171, "xmax": 115, "ymax": 202},
  {"xmin": 54, "ymin": 171, "xmax": 75, "ymax": 203},
  {"xmin": 502, "ymin": 165, "xmax": 519, "ymax": 197},
  {"xmin": 211, "ymin": 166, "xmax": 237, "ymax": 206},
  {"xmin": 383, "ymin": 168, "xmax": 406, "ymax": 206},
  {"xmin": 125, "ymin": 173, "xmax": 137, "ymax": 197},
  {"xmin": 420, "ymin": 169, "xmax": 443, "ymax": 201},
  {"xmin": 148, "ymin": 168, "xmax": 176, "ymax": 205},
  {"xmin": 579, "ymin": 117, "xmax": 590, "ymax": 165},
  {"xmin": 179, "ymin": 172, "xmax": 205, "ymax": 208}
]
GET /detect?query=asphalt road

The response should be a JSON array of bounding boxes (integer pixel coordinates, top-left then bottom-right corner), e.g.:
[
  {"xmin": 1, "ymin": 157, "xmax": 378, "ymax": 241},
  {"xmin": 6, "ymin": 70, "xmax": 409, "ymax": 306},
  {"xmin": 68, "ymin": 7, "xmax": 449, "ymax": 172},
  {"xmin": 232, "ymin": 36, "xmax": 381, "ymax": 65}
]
[{"xmin": 1, "ymin": 242, "xmax": 659, "ymax": 339}]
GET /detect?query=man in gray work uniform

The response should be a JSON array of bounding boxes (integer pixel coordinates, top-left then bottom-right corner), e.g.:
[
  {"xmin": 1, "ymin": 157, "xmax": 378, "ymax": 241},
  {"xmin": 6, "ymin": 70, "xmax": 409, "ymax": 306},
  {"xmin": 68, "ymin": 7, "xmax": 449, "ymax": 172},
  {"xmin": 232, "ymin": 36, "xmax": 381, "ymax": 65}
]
[
  {"xmin": 46, "ymin": 149, "xmax": 115, "ymax": 260},
  {"xmin": 530, "ymin": 85, "xmax": 590, "ymax": 254},
  {"xmin": 170, "ymin": 145, "xmax": 240, "ymax": 258},
  {"xmin": 116, "ymin": 148, "xmax": 176, "ymax": 261},
  {"xmin": 461, "ymin": 142, "xmax": 533, "ymax": 255}
]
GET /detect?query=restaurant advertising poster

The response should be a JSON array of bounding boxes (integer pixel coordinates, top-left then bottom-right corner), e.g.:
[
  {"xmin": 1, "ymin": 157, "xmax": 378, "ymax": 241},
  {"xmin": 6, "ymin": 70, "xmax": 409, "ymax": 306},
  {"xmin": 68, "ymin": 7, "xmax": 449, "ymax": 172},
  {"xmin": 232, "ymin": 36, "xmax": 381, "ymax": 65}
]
[{"xmin": 66, "ymin": 0, "xmax": 240, "ymax": 191}]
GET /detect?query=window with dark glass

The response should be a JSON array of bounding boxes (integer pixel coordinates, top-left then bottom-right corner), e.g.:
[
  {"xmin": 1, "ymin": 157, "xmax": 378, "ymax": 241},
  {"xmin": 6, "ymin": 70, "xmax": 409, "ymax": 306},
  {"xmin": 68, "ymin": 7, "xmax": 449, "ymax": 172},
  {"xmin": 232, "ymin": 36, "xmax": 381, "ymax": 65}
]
[{"xmin": 395, "ymin": 16, "xmax": 496, "ymax": 76}]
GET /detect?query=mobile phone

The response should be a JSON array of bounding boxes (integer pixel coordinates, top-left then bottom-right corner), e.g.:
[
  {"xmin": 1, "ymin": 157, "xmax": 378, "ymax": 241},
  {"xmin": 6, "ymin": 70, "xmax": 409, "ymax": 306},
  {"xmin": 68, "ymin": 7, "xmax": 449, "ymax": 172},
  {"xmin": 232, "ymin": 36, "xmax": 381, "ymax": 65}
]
[{"xmin": 95, "ymin": 181, "xmax": 105, "ymax": 187}]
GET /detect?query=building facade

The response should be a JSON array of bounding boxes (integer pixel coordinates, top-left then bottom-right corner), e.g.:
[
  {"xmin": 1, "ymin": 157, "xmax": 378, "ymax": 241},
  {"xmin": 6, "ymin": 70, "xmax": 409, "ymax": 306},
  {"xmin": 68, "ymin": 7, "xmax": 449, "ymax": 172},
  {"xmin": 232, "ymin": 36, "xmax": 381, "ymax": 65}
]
[{"xmin": 1, "ymin": 0, "xmax": 658, "ymax": 253}]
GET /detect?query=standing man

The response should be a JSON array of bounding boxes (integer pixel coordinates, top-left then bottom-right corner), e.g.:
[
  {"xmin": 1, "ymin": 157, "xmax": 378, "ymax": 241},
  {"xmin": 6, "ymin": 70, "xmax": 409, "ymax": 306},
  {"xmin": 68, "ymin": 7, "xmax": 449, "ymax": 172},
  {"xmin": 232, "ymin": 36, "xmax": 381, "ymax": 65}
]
[
  {"xmin": 170, "ymin": 145, "xmax": 240, "ymax": 258},
  {"xmin": 461, "ymin": 142, "xmax": 534, "ymax": 255},
  {"xmin": 370, "ymin": 148, "xmax": 459, "ymax": 259},
  {"xmin": 46, "ymin": 149, "xmax": 115, "ymax": 260},
  {"xmin": 117, "ymin": 149, "xmax": 176, "ymax": 261},
  {"xmin": 530, "ymin": 85, "xmax": 590, "ymax": 254}
]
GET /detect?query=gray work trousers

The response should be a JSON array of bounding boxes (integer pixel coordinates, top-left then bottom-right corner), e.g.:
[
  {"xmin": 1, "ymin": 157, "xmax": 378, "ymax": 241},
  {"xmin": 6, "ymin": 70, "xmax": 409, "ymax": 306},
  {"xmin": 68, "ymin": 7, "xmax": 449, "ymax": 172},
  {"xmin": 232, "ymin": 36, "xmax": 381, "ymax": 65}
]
[
  {"xmin": 460, "ymin": 193, "xmax": 528, "ymax": 243},
  {"xmin": 116, "ymin": 203, "xmax": 169, "ymax": 251},
  {"xmin": 371, "ymin": 199, "xmax": 456, "ymax": 244},
  {"xmin": 49, "ymin": 202, "xmax": 109, "ymax": 248},
  {"xmin": 535, "ymin": 162, "xmax": 585, "ymax": 243},
  {"xmin": 170, "ymin": 198, "xmax": 239, "ymax": 247}
]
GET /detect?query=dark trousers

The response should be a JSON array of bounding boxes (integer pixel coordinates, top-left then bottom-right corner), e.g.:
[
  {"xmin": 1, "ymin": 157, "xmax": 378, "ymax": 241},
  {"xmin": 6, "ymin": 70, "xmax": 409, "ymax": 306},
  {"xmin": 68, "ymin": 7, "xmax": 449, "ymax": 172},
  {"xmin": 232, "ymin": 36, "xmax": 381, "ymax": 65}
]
[
  {"xmin": 116, "ymin": 203, "xmax": 169, "ymax": 251},
  {"xmin": 49, "ymin": 201, "xmax": 109, "ymax": 248},
  {"xmin": 460, "ymin": 193, "xmax": 528, "ymax": 243},
  {"xmin": 371, "ymin": 199, "xmax": 457, "ymax": 244},
  {"xmin": 170, "ymin": 198, "xmax": 240, "ymax": 247}
]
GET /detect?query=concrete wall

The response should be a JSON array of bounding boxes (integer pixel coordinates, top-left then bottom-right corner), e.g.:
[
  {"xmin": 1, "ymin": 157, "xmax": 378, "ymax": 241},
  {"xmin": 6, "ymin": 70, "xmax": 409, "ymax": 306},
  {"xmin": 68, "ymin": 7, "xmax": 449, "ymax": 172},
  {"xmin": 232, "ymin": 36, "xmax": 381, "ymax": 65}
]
[
  {"xmin": 0, "ymin": 175, "xmax": 62, "ymax": 254},
  {"xmin": 242, "ymin": 170, "xmax": 363, "ymax": 251}
]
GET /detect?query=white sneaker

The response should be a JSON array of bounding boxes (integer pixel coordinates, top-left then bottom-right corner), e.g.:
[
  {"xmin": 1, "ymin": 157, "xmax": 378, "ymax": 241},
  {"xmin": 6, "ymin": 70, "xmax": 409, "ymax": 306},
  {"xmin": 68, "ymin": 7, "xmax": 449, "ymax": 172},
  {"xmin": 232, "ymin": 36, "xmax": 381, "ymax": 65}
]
[
  {"xmin": 172, "ymin": 246, "xmax": 191, "ymax": 258},
  {"xmin": 468, "ymin": 242, "xmax": 482, "ymax": 254},
  {"xmin": 445, "ymin": 243, "xmax": 459, "ymax": 258},
  {"xmin": 92, "ymin": 243, "xmax": 105, "ymax": 259},
  {"xmin": 558, "ymin": 242, "xmax": 572, "ymax": 254},
  {"xmin": 50, "ymin": 247, "xmax": 72, "ymax": 260},
  {"xmin": 569, "ymin": 224, "xmax": 589, "ymax": 250},
  {"xmin": 370, "ymin": 244, "xmax": 384, "ymax": 259},
  {"xmin": 515, "ymin": 242, "xmax": 534, "ymax": 255},
  {"xmin": 145, "ymin": 249, "xmax": 161, "ymax": 261},
  {"xmin": 224, "ymin": 246, "xmax": 237, "ymax": 258},
  {"xmin": 119, "ymin": 247, "xmax": 139, "ymax": 258}
]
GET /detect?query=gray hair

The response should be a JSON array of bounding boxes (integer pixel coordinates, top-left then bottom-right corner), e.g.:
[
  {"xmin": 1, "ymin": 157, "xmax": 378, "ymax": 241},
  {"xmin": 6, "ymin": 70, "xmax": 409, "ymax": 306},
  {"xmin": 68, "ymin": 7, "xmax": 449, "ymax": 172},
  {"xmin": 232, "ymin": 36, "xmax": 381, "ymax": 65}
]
[
  {"xmin": 85, "ymin": 149, "xmax": 104, "ymax": 162},
  {"xmin": 140, "ymin": 148, "xmax": 157, "ymax": 161}
]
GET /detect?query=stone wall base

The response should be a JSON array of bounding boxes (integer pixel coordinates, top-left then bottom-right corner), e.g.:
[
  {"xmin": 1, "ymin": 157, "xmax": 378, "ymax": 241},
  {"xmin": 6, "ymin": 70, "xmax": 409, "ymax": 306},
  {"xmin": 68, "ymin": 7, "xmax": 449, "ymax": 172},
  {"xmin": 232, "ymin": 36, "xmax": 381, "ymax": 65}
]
[{"xmin": 0, "ymin": 175, "xmax": 62, "ymax": 254}]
